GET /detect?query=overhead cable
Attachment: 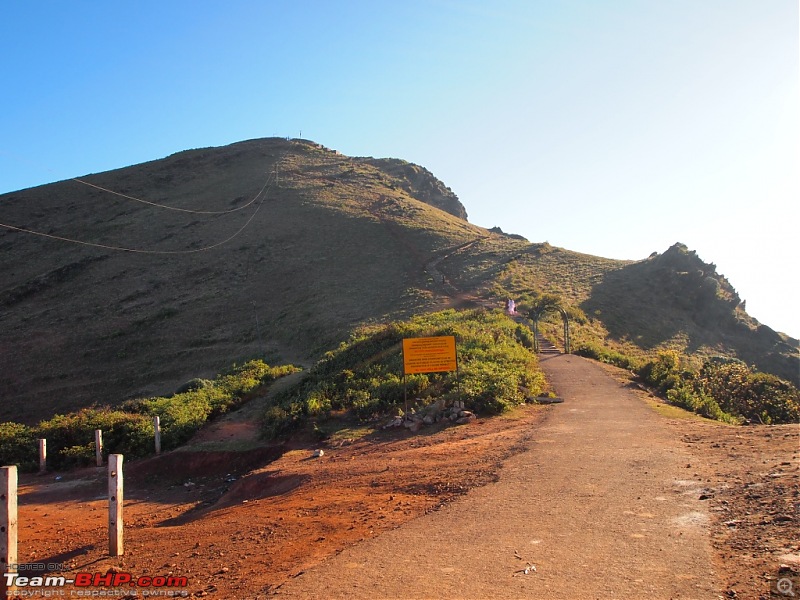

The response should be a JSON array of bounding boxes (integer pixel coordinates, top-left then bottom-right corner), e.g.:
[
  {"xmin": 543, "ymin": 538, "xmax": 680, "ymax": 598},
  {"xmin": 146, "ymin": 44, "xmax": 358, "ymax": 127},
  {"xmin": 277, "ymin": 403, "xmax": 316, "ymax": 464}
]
[{"xmin": 0, "ymin": 172, "xmax": 275, "ymax": 255}]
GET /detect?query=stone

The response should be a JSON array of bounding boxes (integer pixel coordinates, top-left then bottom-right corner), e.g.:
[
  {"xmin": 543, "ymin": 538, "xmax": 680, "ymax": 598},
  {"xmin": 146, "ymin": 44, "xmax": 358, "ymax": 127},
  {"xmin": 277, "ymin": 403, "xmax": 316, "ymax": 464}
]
[
  {"xmin": 424, "ymin": 398, "xmax": 446, "ymax": 415},
  {"xmin": 456, "ymin": 414, "xmax": 476, "ymax": 425},
  {"xmin": 423, "ymin": 415, "xmax": 434, "ymax": 425},
  {"xmin": 383, "ymin": 417, "xmax": 403, "ymax": 429}
]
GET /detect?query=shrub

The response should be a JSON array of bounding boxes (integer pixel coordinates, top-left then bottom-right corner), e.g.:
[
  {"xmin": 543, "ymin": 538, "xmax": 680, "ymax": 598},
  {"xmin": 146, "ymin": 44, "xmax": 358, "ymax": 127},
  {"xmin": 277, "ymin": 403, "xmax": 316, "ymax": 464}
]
[
  {"xmin": 699, "ymin": 359, "xmax": 799, "ymax": 424},
  {"xmin": 666, "ymin": 381, "xmax": 737, "ymax": 423},
  {"xmin": 35, "ymin": 408, "xmax": 155, "ymax": 469},
  {"xmin": 0, "ymin": 422, "xmax": 37, "ymax": 470},
  {"xmin": 262, "ymin": 309, "xmax": 546, "ymax": 438},
  {"xmin": 0, "ymin": 359, "xmax": 299, "ymax": 471},
  {"xmin": 634, "ymin": 352, "xmax": 798, "ymax": 424},
  {"xmin": 175, "ymin": 378, "xmax": 212, "ymax": 394},
  {"xmin": 574, "ymin": 343, "xmax": 640, "ymax": 371}
]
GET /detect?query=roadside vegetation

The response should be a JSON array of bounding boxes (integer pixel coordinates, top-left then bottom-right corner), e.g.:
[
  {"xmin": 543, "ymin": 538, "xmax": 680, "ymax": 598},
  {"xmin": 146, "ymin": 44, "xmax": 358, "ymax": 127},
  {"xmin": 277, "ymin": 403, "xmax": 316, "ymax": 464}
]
[
  {"xmin": 485, "ymin": 263, "xmax": 799, "ymax": 426},
  {"xmin": 261, "ymin": 309, "xmax": 546, "ymax": 439},
  {"xmin": 571, "ymin": 341, "xmax": 799, "ymax": 425},
  {"xmin": 0, "ymin": 360, "xmax": 298, "ymax": 471}
]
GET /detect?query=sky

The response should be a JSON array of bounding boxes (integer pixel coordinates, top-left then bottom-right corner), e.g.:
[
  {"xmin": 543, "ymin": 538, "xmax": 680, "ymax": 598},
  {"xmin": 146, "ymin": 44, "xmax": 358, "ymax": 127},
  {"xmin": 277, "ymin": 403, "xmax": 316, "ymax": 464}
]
[{"xmin": 1, "ymin": 1, "xmax": 798, "ymax": 337}]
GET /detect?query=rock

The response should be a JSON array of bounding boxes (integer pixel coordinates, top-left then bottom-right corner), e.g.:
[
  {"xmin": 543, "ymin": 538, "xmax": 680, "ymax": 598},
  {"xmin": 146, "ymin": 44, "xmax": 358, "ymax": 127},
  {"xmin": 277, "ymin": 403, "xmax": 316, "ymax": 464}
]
[
  {"xmin": 408, "ymin": 420, "xmax": 423, "ymax": 433},
  {"xmin": 313, "ymin": 449, "xmax": 324, "ymax": 457},
  {"xmin": 458, "ymin": 410, "xmax": 474, "ymax": 418},
  {"xmin": 456, "ymin": 414, "xmax": 477, "ymax": 425},
  {"xmin": 424, "ymin": 398, "xmax": 446, "ymax": 415},
  {"xmin": 423, "ymin": 415, "xmax": 434, "ymax": 425},
  {"xmin": 383, "ymin": 417, "xmax": 403, "ymax": 429},
  {"xmin": 536, "ymin": 396, "xmax": 564, "ymax": 404}
]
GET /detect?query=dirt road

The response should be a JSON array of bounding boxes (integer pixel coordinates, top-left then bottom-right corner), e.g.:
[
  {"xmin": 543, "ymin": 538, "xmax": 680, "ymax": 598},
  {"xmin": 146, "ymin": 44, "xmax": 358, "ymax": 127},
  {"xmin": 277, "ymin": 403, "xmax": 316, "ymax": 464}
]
[
  {"xmin": 14, "ymin": 354, "xmax": 796, "ymax": 598},
  {"xmin": 277, "ymin": 354, "xmax": 720, "ymax": 599}
]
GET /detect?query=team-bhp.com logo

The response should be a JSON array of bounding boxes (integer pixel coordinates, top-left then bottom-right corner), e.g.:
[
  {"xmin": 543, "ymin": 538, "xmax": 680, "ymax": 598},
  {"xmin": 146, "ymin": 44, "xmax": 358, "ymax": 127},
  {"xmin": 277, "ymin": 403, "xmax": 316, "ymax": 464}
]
[{"xmin": 4, "ymin": 571, "xmax": 189, "ymax": 597}]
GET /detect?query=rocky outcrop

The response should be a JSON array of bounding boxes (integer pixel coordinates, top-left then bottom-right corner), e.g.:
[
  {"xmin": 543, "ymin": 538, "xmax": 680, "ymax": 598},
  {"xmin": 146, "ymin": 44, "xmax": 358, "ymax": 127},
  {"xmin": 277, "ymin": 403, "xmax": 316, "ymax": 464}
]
[{"xmin": 358, "ymin": 157, "xmax": 468, "ymax": 220}]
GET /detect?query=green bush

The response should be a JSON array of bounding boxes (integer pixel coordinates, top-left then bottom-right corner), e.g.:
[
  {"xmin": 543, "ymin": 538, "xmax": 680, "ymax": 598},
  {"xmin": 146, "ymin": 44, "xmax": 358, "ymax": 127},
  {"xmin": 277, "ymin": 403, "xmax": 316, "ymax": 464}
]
[
  {"xmin": 666, "ymin": 381, "xmax": 737, "ymax": 423},
  {"xmin": 0, "ymin": 359, "xmax": 299, "ymax": 471},
  {"xmin": 0, "ymin": 422, "xmax": 37, "ymax": 470},
  {"xmin": 574, "ymin": 343, "xmax": 640, "ymax": 371},
  {"xmin": 262, "ymin": 309, "xmax": 546, "ymax": 438},
  {"xmin": 58, "ymin": 443, "xmax": 96, "ymax": 469},
  {"xmin": 634, "ymin": 352, "xmax": 798, "ymax": 425},
  {"xmin": 699, "ymin": 359, "xmax": 799, "ymax": 424},
  {"xmin": 35, "ymin": 408, "xmax": 156, "ymax": 469},
  {"xmin": 126, "ymin": 359, "xmax": 300, "ymax": 449}
]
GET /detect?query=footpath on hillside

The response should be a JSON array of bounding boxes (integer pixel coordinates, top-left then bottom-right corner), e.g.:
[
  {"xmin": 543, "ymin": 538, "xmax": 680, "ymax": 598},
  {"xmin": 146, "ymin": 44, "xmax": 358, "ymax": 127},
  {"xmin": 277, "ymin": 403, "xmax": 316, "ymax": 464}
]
[{"xmin": 277, "ymin": 354, "xmax": 720, "ymax": 599}]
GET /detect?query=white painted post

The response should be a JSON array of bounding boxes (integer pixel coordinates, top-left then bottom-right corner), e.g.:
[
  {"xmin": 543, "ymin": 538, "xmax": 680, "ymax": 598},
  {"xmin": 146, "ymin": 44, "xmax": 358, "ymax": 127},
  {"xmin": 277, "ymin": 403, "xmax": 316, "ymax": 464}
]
[
  {"xmin": 108, "ymin": 454, "xmax": 123, "ymax": 557},
  {"xmin": 38, "ymin": 439, "xmax": 47, "ymax": 473},
  {"xmin": 1, "ymin": 466, "xmax": 18, "ymax": 597},
  {"xmin": 154, "ymin": 416, "xmax": 161, "ymax": 455},
  {"xmin": 95, "ymin": 429, "xmax": 103, "ymax": 467}
]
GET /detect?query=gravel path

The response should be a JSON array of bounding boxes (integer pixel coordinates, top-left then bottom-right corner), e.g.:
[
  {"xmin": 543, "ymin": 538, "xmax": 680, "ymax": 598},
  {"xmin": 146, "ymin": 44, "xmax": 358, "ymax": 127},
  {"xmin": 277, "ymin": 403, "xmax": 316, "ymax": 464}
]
[{"xmin": 276, "ymin": 354, "xmax": 720, "ymax": 599}]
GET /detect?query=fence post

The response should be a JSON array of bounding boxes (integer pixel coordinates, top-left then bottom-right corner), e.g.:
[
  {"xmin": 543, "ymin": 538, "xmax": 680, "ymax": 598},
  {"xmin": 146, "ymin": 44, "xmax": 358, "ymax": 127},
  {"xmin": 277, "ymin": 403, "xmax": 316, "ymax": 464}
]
[
  {"xmin": 1, "ymin": 466, "xmax": 18, "ymax": 597},
  {"xmin": 95, "ymin": 429, "xmax": 103, "ymax": 467},
  {"xmin": 154, "ymin": 416, "xmax": 161, "ymax": 455},
  {"xmin": 38, "ymin": 439, "xmax": 47, "ymax": 473},
  {"xmin": 108, "ymin": 454, "xmax": 123, "ymax": 557}
]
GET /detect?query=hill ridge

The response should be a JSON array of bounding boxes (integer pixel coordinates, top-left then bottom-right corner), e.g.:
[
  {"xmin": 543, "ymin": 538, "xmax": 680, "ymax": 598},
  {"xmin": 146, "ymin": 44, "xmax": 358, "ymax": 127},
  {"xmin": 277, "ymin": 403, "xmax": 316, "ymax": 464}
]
[{"xmin": 0, "ymin": 137, "xmax": 796, "ymax": 423}]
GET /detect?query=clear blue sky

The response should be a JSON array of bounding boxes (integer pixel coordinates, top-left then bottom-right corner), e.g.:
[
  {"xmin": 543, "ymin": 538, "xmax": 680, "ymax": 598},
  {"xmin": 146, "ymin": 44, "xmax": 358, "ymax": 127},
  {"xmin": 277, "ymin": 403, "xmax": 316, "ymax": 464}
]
[{"xmin": 1, "ymin": 1, "xmax": 798, "ymax": 337}]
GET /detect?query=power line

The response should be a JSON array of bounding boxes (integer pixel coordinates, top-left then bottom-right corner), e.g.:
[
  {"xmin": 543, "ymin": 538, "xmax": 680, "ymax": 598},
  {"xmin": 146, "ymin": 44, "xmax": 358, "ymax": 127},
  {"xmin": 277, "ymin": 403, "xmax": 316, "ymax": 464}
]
[
  {"xmin": 0, "ymin": 172, "xmax": 276, "ymax": 255},
  {"xmin": 69, "ymin": 176, "xmax": 264, "ymax": 215},
  {"xmin": 1, "ymin": 148, "xmax": 274, "ymax": 215}
]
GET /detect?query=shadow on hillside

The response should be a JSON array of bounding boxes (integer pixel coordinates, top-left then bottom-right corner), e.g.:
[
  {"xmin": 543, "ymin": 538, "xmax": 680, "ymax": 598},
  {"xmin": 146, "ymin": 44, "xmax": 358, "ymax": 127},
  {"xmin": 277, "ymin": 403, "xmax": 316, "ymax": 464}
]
[
  {"xmin": 580, "ymin": 260, "xmax": 739, "ymax": 353},
  {"xmin": 581, "ymin": 258, "xmax": 800, "ymax": 385}
]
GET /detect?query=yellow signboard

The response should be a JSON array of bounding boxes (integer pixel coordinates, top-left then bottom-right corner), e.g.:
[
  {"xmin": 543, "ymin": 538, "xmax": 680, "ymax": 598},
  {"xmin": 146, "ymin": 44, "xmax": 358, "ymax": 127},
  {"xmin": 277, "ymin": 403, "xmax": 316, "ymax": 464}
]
[{"xmin": 402, "ymin": 336, "xmax": 457, "ymax": 374}]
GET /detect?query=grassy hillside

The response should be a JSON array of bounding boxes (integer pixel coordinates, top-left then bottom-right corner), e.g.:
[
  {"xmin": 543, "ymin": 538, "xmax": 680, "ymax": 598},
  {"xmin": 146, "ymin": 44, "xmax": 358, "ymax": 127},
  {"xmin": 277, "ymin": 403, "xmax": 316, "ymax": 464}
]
[
  {"xmin": 1, "ymin": 138, "xmax": 796, "ymax": 425},
  {"xmin": 0, "ymin": 138, "xmax": 487, "ymax": 423},
  {"xmin": 434, "ymin": 239, "xmax": 798, "ymax": 384}
]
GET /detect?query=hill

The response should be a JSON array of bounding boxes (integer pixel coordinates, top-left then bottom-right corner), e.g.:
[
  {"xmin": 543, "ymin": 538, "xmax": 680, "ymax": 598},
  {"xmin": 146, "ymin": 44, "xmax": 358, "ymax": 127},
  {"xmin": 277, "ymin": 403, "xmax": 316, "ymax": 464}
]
[{"xmin": 1, "ymin": 137, "xmax": 797, "ymax": 423}]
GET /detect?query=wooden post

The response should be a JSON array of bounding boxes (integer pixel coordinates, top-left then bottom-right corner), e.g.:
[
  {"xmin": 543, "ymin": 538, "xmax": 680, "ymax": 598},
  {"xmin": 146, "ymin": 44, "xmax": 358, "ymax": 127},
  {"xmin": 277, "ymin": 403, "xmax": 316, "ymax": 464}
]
[
  {"xmin": 108, "ymin": 454, "xmax": 123, "ymax": 557},
  {"xmin": 1, "ymin": 466, "xmax": 18, "ymax": 597},
  {"xmin": 95, "ymin": 429, "xmax": 103, "ymax": 467},
  {"xmin": 154, "ymin": 416, "xmax": 161, "ymax": 455},
  {"xmin": 38, "ymin": 439, "xmax": 47, "ymax": 473}
]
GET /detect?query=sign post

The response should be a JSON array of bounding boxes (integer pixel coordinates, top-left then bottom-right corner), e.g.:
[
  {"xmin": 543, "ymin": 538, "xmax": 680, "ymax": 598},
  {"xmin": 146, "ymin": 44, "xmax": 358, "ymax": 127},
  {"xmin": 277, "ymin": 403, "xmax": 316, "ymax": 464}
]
[{"xmin": 401, "ymin": 336, "xmax": 458, "ymax": 413}]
